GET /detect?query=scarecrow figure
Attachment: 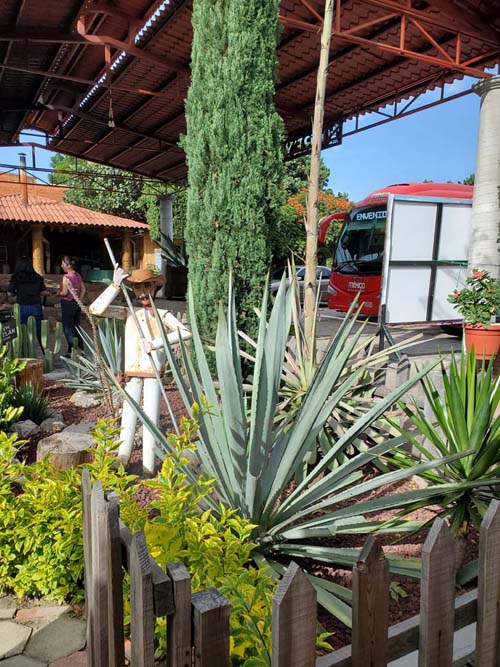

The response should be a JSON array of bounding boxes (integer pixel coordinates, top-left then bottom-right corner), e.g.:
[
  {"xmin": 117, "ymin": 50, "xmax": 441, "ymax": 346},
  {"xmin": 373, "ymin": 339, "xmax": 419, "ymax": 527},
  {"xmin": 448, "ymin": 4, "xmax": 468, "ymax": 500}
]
[{"xmin": 89, "ymin": 266, "xmax": 191, "ymax": 473}]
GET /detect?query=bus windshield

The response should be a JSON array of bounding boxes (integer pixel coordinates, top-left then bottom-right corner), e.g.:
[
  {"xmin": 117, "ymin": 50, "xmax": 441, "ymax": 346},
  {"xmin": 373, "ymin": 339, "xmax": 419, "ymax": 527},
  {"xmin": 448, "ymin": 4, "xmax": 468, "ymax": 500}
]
[{"xmin": 333, "ymin": 205, "xmax": 387, "ymax": 275}]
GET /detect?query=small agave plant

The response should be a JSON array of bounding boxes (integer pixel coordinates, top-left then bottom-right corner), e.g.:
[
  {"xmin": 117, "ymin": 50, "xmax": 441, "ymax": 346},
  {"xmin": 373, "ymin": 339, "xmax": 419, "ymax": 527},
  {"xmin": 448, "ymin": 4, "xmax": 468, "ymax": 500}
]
[{"xmin": 122, "ymin": 276, "xmax": 464, "ymax": 624}]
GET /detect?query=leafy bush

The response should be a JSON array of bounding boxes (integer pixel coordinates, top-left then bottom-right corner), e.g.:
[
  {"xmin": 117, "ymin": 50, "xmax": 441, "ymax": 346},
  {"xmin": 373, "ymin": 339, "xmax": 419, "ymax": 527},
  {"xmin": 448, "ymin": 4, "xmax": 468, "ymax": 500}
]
[
  {"xmin": 122, "ymin": 411, "xmax": 277, "ymax": 665},
  {"xmin": 0, "ymin": 421, "xmax": 139, "ymax": 601},
  {"xmin": 0, "ymin": 346, "xmax": 25, "ymax": 429},
  {"xmin": 11, "ymin": 383, "xmax": 51, "ymax": 424}
]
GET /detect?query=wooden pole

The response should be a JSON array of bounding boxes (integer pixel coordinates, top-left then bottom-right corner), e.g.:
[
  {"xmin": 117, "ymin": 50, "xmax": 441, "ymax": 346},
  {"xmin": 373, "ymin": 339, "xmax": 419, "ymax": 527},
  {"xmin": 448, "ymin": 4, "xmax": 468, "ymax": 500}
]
[
  {"xmin": 121, "ymin": 232, "xmax": 132, "ymax": 272},
  {"xmin": 32, "ymin": 224, "xmax": 45, "ymax": 275},
  {"xmin": 303, "ymin": 0, "xmax": 334, "ymax": 363}
]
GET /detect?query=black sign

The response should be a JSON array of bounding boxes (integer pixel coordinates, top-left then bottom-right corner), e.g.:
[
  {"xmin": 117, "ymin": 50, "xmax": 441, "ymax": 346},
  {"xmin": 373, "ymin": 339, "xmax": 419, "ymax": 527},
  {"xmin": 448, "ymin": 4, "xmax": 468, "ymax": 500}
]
[{"xmin": 0, "ymin": 319, "xmax": 16, "ymax": 344}]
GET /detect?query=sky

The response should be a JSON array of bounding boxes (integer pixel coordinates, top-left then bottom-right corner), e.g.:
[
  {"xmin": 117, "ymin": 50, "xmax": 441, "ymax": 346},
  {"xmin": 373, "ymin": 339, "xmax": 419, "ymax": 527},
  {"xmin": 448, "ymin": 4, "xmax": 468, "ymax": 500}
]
[{"xmin": 0, "ymin": 69, "xmax": 496, "ymax": 201}]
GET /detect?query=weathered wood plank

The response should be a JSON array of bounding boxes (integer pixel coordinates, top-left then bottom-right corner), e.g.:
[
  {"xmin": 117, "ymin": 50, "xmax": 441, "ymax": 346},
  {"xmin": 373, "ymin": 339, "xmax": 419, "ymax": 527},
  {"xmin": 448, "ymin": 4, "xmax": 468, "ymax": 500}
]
[
  {"xmin": 167, "ymin": 562, "xmax": 192, "ymax": 667},
  {"xmin": 90, "ymin": 480, "xmax": 110, "ymax": 667},
  {"xmin": 476, "ymin": 499, "xmax": 500, "ymax": 667},
  {"xmin": 418, "ymin": 519, "xmax": 455, "ymax": 667},
  {"xmin": 272, "ymin": 561, "xmax": 317, "ymax": 667},
  {"xmin": 119, "ymin": 519, "xmax": 174, "ymax": 616},
  {"xmin": 130, "ymin": 531, "xmax": 155, "ymax": 667},
  {"xmin": 106, "ymin": 492, "xmax": 125, "ymax": 667},
  {"xmin": 316, "ymin": 590, "xmax": 478, "ymax": 667},
  {"xmin": 81, "ymin": 470, "xmax": 93, "ymax": 661},
  {"xmin": 192, "ymin": 588, "xmax": 231, "ymax": 667},
  {"xmin": 352, "ymin": 536, "xmax": 389, "ymax": 667}
]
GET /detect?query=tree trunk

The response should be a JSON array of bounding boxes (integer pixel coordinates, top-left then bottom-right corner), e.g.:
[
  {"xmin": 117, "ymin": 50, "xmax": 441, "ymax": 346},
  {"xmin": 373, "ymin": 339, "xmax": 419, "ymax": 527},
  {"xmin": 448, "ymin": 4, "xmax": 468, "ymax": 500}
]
[
  {"xmin": 304, "ymin": 0, "xmax": 334, "ymax": 364},
  {"xmin": 16, "ymin": 358, "xmax": 44, "ymax": 392}
]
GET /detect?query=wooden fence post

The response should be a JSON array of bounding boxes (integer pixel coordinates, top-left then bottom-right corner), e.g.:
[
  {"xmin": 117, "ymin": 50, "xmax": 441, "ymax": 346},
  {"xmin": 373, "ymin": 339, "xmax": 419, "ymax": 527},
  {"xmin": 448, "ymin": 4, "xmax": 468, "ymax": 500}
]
[
  {"xmin": 418, "ymin": 518, "xmax": 455, "ymax": 667},
  {"xmin": 106, "ymin": 492, "xmax": 125, "ymax": 667},
  {"xmin": 476, "ymin": 499, "xmax": 500, "ymax": 667},
  {"xmin": 90, "ymin": 480, "xmax": 110, "ymax": 667},
  {"xmin": 192, "ymin": 588, "xmax": 231, "ymax": 667},
  {"xmin": 272, "ymin": 561, "xmax": 316, "ymax": 667},
  {"xmin": 167, "ymin": 562, "xmax": 192, "ymax": 667},
  {"xmin": 81, "ymin": 470, "xmax": 94, "ymax": 662},
  {"xmin": 130, "ymin": 532, "xmax": 155, "ymax": 667},
  {"xmin": 352, "ymin": 536, "xmax": 389, "ymax": 667}
]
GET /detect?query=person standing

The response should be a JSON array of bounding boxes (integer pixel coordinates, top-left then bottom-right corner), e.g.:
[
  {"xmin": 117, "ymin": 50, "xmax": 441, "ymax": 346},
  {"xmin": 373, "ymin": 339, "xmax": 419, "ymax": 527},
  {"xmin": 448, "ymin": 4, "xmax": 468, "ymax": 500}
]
[
  {"xmin": 8, "ymin": 257, "xmax": 48, "ymax": 353},
  {"xmin": 59, "ymin": 255, "xmax": 86, "ymax": 355}
]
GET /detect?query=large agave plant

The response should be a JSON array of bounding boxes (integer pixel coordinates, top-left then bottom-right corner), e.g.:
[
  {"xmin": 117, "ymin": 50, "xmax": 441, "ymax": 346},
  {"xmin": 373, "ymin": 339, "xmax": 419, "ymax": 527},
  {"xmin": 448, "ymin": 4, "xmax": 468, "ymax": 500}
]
[{"xmin": 119, "ymin": 276, "xmax": 476, "ymax": 624}]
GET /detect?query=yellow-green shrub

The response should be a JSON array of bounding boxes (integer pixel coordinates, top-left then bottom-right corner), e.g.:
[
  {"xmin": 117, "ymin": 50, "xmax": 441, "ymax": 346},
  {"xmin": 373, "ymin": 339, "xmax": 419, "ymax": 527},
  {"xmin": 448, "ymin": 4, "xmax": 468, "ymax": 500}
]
[
  {"xmin": 0, "ymin": 420, "xmax": 141, "ymax": 600},
  {"xmin": 0, "ymin": 346, "xmax": 25, "ymax": 428},
  {"xmin": 127, "ymin": 412, "xmax": 276, "ymax": 666}
]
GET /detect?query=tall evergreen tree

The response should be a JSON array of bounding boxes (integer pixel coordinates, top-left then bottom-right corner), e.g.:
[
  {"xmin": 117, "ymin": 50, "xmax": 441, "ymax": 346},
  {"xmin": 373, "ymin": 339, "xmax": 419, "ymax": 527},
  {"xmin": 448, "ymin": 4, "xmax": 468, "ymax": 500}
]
[{"xmin": 183, "ymin": 0, "xmax": 285, "ymax": 340}]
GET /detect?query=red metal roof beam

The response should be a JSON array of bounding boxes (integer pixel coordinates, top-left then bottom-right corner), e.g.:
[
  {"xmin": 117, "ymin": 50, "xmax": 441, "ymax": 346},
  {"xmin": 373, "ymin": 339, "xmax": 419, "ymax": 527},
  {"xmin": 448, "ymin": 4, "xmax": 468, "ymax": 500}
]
[{"xmin": 76, "ymin": 7, "xmax": 189, "ymax": 75}]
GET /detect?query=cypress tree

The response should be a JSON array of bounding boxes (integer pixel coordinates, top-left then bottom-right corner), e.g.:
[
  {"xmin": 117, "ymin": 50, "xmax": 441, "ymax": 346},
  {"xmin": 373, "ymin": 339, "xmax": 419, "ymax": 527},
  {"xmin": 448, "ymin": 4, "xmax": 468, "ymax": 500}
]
[{"xmin": 183, "ymin": 0, "xmax": 285, "ymax": 341}]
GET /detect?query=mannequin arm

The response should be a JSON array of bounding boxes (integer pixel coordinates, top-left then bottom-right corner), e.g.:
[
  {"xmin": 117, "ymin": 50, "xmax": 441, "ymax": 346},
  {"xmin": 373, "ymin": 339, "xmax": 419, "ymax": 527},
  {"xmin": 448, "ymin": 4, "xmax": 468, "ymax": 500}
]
[{"xmin": 150, "ymin": 311, "xmax": 191, "ymax": 350}]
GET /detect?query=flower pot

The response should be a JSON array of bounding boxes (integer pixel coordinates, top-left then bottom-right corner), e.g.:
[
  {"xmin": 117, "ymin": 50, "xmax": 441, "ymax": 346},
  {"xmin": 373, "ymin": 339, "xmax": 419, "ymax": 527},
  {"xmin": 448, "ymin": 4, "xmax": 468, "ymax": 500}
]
[{"xmin": 464, "ymin": 324, "xmax": 500, "ymax": 360}]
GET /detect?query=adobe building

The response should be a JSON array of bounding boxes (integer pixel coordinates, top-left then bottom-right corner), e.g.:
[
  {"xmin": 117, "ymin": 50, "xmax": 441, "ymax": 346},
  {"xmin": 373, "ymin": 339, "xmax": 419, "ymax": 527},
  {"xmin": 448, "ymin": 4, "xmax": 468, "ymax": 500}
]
[{"xmin": 0, "ymin": 169, "xmax": 156, "ymax": 277}]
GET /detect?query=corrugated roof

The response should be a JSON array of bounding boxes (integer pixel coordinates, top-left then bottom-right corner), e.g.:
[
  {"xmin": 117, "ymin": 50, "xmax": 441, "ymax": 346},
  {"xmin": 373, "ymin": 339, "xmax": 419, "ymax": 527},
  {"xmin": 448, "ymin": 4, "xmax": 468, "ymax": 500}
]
[
  {"xmin": 0, "ymin": 1, "xmax": 499, "ymax": 181},
  {"xmin": 0, "ymin": 193, "xmax": 149, "ymax": 230}
]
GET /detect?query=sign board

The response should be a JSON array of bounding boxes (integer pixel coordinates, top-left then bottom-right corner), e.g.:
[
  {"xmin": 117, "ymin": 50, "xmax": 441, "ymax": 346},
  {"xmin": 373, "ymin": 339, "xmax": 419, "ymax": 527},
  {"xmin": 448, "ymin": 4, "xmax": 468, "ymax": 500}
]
[
  {"xmin": 0, "ymin": 317, "xmax": 16, "ymax": 344},
  {"xmin": 380, "ymin": 195, "xmax": 471, "ymax": 325}
]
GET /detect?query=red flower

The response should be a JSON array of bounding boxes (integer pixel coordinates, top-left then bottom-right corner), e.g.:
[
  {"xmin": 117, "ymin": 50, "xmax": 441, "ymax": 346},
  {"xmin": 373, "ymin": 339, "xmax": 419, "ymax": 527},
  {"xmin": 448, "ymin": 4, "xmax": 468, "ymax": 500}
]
[{"xmin": 473, "ymin": 271, "xmax": 484, "ymax": 280}]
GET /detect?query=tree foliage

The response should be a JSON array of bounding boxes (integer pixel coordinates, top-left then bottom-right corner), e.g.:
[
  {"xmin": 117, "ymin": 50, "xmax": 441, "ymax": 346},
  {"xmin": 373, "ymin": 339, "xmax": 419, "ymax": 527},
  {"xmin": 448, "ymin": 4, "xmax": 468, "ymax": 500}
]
[
  {"xmin": 50, "ymin": 154, "xmax": 187, "ymax": 240},
  {"xmin": 272, "ymin": 156, "xmax": 352, "ymax": 265},
  {"xmin": 182, "ymin": 0, "xmax": 285, "ymax": 341}
]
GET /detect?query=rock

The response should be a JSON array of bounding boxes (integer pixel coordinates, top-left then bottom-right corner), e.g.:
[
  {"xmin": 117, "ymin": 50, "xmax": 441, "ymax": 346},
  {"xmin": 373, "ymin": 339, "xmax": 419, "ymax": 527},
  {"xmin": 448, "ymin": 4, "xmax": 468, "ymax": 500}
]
[
  {"xmin": 24, "ymin": 615, "xmax": 86, "ymax": 663},
  {"xmin": 43, "ymin": 371, "xmax": 68, "ymax": 383},
  {"xmin": 49, "ymin": 651, "xmax": 87, "ymax": 667},
  {"xmin": 0, "ymin": 656, "xmax": 46, "ymax": 667},
  {"xmin": 39, "ymin": 418, "xmax": 66, "ymax": 435},
  {"xmin": 0, "ymin": 595, "xmax": 19, "ymax": 610},
  {"xmin": 62, "ymin": 422, "xmax": 96, "ymax": 435},
  {"xmin": 0, "ymin": 620, "xmax": 32, "ymax": 659},
  {"xmin": 48, "ymin": 411, "xmax": 64, "ymax": 422},
  {"xmin": 10, "ymin": 420, "xmax": 39, "ymax": 438},
  {"xmin": 0, "ymin": 608, "xmax": 16, "ymax": 619},
  {"xmin": 16, "ymin": 606, "xmax": 71, "ymax": 623},
  {"xmin": 69, "ymin": 391, "xmax": 101, "ymax": 408},
  {"xmin": 36, "ymin": 433, "xmax": 94, "ymax": 470}
]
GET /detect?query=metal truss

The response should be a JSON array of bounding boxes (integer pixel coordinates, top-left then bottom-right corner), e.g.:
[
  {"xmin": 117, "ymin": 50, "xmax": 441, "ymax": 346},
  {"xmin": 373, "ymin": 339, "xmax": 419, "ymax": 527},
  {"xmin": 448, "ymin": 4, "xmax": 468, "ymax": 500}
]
[{"xmin": 280, "ymin": 0, "xmax": 500, "ymax": 80}]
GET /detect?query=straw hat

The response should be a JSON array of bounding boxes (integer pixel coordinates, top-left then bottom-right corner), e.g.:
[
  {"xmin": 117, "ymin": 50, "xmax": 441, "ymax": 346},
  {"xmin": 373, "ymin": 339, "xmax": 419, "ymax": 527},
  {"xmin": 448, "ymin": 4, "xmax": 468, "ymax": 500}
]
[{"xmin": 126, "ymin": 268, "xmax": 165, "ymax": 286}]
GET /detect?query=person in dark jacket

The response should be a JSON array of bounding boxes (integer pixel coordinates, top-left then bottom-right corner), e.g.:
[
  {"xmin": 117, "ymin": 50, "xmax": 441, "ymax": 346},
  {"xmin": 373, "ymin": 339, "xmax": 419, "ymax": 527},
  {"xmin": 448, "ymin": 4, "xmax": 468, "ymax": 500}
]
[{"xmin": 8, "ymin": 257, "xmax": 48, "ymax": 353}]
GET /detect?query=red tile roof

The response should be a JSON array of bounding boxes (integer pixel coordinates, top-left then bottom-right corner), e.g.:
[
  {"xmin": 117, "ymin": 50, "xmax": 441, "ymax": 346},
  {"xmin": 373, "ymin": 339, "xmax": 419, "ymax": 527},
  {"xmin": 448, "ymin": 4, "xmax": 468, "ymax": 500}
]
[{"xmin": 0, "ymin": 193, "xmax": 149, "ymax": 231}]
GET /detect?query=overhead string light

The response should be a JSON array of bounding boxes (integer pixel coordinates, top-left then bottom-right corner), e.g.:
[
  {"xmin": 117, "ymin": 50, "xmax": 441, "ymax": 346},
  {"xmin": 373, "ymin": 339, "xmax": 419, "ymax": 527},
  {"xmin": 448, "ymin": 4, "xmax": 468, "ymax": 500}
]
[{"xmin": 105, "ymin": 44, "xmax": 116, "ymax": 128}]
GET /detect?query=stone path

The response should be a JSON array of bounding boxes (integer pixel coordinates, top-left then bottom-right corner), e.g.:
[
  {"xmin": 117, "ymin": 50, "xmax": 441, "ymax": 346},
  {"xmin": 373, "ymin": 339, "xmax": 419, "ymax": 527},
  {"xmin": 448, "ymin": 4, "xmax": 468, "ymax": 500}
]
[{"xmin": 0, "ymin": 598, "xmax": 86, "ymax": 667}]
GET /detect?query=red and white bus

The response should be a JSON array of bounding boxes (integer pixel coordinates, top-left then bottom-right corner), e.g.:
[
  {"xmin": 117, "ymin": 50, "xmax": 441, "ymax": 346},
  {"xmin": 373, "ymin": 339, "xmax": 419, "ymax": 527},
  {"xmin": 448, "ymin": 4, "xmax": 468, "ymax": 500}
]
[{"xmin": 319, "ymin": 182, "xmax": 474, "ymax": 316}]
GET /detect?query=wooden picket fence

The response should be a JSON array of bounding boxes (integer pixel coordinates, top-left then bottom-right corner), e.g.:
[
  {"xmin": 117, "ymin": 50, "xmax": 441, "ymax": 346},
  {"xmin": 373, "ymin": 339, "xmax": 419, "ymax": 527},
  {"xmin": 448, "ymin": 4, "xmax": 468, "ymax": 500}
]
[{"xmin": 83, "ymin": 470, "xmax": 500, "ymax": 667}]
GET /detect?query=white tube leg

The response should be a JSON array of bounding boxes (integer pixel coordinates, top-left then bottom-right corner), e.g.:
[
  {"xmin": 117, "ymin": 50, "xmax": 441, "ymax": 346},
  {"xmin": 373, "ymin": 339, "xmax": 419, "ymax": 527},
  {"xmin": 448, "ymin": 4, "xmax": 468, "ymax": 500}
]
[
  {"xmin": 142, "ymin": 377, "xmax": 161, "ymax": 474},
  {"xmin": 118, "ymin": 377, "xmax": 143, "ymax": 465}
]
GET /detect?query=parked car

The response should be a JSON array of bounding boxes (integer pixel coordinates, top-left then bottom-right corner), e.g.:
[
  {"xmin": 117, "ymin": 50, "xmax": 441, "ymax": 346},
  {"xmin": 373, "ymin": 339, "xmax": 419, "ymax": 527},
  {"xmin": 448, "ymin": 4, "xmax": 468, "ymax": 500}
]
[{"xmin": 270, "ymin": 265, "xmax": 331, "ymax": 304}]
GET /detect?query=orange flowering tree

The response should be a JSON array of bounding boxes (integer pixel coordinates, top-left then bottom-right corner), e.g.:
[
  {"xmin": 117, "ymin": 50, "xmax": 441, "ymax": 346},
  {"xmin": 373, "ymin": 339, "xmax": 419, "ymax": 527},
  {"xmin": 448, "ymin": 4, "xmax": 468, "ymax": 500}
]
[{"xmin": 272, "ymin": 185, "xmax": 352, "ymax": 265}]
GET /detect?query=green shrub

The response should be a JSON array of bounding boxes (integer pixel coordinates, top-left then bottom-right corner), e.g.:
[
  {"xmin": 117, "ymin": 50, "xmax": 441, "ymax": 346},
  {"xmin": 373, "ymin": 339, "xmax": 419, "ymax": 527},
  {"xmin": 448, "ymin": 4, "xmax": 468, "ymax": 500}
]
[
  {"xmin": 0, "ymin": 420, "xmax": 140, "ymax": 601},
  {"xmin": 0, "ymin": 346, "xmax": 25, "ymax": 429},
  {"xmin": 11, "ymin": 383, "xmax": 51, "ymax": 424},
  {"xmin": 124, "ymin": 410, "xmax": 277, "ymax": 665}
]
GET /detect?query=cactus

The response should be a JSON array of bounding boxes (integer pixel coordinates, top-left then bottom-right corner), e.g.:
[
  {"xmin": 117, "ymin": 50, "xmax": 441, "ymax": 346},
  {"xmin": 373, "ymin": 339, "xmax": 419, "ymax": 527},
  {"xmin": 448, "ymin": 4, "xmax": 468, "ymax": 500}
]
[
  {"xmin": 8, "ymin": 306, "xmax": 64, "ymax": 372},
  {"xmin": 42, "ymin": 320, "xmax": 63, "ymax": 372},
  {"xmin": 26, "ymin": 316, "xmax": 37, "ymax": 359}
]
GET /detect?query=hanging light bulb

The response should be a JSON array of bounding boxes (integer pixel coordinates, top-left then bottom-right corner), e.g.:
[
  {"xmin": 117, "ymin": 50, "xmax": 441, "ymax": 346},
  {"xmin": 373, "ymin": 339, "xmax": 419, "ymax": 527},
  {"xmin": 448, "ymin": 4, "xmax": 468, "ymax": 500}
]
[{"xmin": 108, "ymin": 93, "xmax": 115, "ymax": 128}]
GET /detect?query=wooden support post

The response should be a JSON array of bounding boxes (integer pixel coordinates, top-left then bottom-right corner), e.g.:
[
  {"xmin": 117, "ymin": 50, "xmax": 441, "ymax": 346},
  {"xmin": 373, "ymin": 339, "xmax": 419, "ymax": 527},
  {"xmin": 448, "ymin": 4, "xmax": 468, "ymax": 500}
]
[
  {"xmin": 418, "ymin": 519, "xmax": 455, "ymax": 667},
  {"xmin": 352, "ymin": 536, "xmax": 389, "ymax": 667},
  {"xmin": 130, "ymin": 532, "xmax": 155, "ymax": 667},
  {"xmin": 90, "ymin": 480, "xmax": 110, "ymax": 667},
  {"xmin": 122, "ymin": 232, "xmax": 132, "ymax": 272},
  {"xmin": 192, "ymin": 588, "xmax": 231, "ymax": 667},
  {"xmin": 167, "ymin": 562, "xmax": 192, "ymax": 667},
  {"xmin": 476, "ymin": 499, "xmax": 500, "ymax": 666},
  {"xmin": 31, "ymin": 224, "xmax": 45, "ymax": 275},
  {"xmin": 272, "ymin": 561, "xmax": 316, "ymax": 667}
]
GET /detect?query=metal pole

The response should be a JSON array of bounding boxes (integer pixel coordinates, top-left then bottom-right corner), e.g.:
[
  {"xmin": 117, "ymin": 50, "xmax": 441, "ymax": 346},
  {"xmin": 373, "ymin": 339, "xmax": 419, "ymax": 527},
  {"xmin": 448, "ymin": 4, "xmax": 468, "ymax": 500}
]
[{"xmin": 103, "ymin": 238, "xmax": 180, "ymax": 434}]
